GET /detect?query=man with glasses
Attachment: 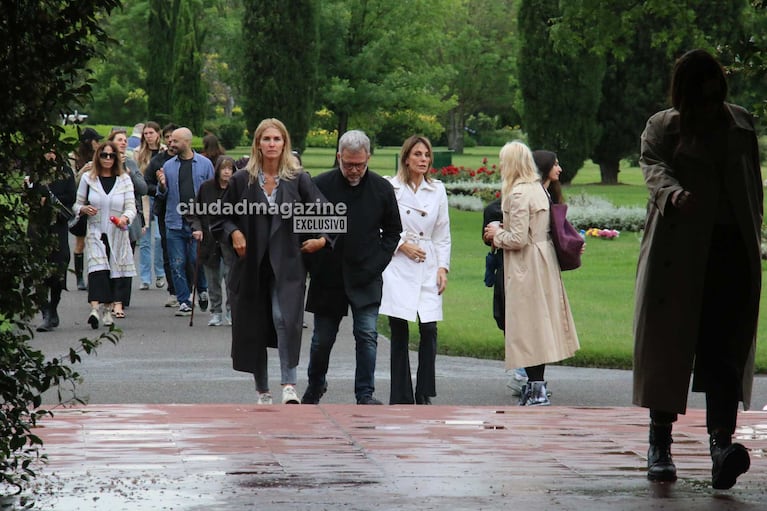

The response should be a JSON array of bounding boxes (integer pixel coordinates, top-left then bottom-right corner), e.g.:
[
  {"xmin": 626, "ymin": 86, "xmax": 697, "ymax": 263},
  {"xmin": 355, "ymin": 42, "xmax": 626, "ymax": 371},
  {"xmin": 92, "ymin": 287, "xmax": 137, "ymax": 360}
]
[{"xmin": 302, "ymin": 130, "xmax": 402, "ymax": 405}]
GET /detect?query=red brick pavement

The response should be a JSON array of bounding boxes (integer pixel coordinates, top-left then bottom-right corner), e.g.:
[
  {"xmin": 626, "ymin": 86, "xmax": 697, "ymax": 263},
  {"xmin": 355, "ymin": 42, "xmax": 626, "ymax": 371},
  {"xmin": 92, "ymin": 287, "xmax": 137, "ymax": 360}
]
[{"xmin": 19, "ymin": 405, "xmax": 767, "ymax": 510}]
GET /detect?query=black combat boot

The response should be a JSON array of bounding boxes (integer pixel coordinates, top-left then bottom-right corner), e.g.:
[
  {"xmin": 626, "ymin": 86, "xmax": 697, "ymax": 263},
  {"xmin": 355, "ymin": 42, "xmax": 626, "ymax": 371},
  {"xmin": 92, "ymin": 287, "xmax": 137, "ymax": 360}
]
[
  {"xmin": 36, "ymin": 306, "xmax": 54, "ymax": 332},
  {"xmin": 647, "ymin": 423, "xmax": 677, "ymax": 482},
  {"xmin": 710, "ymin": 432, "xmax": 749, "ymax": 490}
]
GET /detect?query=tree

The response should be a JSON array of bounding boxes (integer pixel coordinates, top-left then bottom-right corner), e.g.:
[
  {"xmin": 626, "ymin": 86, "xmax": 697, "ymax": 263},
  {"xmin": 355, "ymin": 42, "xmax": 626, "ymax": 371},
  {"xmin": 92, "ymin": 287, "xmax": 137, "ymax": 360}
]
[
  {"xmin": 518, "ymin": 0, "xmax": 604, "ymax": 183},
  {"xmin": 0, "ymin": 0, "xmax": 121, "ymax": 493},
  {"xmin": 171, "ymin": 0, "xmax": 208, "ymax": 133},
  {"xmin": 86, "ymin": 2, "xmax": 151, "ymax": 125},
  {"xmin": 317, "ymin": 0, "xmax": 454, "ymax": 152},
  {"xmin": 146, "ymin": 0, "xmax": 183, "ymax": 123},
  {"xmin": 241, "ymin": 0, "xmax": 320, "ymax": 150},
  {"xmin": 553, "ymin": 0, "xmax": 750, "ymax": 183},
  {"xmin": 441, "ymin": 0, "xmax": 518, "ymax": 154},
  {"xmin": 590, "ymin": 27, "xmax": 672, "ymax": 184}
]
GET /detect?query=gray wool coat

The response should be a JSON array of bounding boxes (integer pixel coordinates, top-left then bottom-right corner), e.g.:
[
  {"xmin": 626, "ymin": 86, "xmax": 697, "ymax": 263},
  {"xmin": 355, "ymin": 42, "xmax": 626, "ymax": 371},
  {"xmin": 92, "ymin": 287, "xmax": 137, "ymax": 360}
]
[
  {"xmin": 212, "ymin": 169, "xmax": 328, "ymax": 374},
  {"xmin": 633, "ymin": 104, "xmax": 763, "ymax": 414}
]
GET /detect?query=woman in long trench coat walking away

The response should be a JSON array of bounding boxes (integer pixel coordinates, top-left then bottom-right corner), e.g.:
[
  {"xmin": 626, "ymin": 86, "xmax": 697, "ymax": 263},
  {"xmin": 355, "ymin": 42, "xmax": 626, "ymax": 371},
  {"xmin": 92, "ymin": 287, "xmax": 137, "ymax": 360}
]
[{"xmin": 634, "ymin": 49, "xmax": 762, "ymax": 489}]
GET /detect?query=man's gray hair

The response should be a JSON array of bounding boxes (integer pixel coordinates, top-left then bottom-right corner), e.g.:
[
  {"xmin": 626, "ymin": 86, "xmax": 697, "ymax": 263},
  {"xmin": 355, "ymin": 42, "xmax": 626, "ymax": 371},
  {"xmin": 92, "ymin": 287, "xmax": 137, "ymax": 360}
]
[{"xmin": 338, "ymin": 130, "xmax": 370, "ymax": 155}]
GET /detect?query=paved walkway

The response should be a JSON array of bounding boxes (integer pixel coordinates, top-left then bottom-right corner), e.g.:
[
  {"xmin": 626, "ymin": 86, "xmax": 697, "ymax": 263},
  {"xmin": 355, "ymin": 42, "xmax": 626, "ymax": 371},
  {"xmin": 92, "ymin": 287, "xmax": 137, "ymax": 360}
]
[
  {"xmin": 12, "ymin": 247, "xmax": 767, "ymax": 509},
  {"xmin": 20, "ymin": 404, "xmax": 767, "ymax": 510}
]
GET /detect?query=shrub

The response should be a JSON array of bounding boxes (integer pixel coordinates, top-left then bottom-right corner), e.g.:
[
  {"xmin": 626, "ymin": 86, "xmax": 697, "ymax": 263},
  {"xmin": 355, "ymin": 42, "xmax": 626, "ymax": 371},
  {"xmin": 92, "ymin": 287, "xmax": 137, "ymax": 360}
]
[
  {"xmin": 306, "ymin": 128, "xmax": 337, "ymax": 148},
  {"xmin": 376, "ymin": 110, "xmax": 444, "ymax": 146},
  {"xmin": 217, "ymin": 120, "xmax": 247, "ymax": 149},
  {"xmin": 0, "ymin": 0, "xmax": 123, "ymax": 494},
  {"xmin": 448, "ymin": 194, "xmax": 485, "ymax": 211},
  {"xmin": 566, "ymin": 193, "xmax": 646, "ymax": 232}
]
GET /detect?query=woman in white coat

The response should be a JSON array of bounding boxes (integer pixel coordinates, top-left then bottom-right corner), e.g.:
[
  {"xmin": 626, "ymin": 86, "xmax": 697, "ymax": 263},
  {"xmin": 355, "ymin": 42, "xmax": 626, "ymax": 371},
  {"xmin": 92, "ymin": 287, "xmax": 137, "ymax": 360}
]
[
  {"xmin": 381, "ymin": 135, "xmax": 451, "ymax": 405},
  {"xmin": 484, "ymin": 141, "xmax": 579, "ymax": 406},
  {"xmin": 73, "ymin": 140, "xmax": 137, "ymax": 329}
]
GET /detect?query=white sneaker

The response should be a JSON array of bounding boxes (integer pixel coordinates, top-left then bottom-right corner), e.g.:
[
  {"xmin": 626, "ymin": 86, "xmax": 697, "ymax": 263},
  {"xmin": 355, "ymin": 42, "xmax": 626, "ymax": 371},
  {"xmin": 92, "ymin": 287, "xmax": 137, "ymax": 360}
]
[
  {"xmin": 224, "ymin": 311, "xmax": 232, "ymax": 325},
  {"xmin": 257, "ymin": 392, "xmax": 273, "ymax": 405},
  {"xmin": 102, "ymin": 310, "xmax": 114, "ymax": 327},
  {"xmin": 207, "ymin": 313, "xmax": 222, "ymax": 326},
  {"xmin": 282, "ymin": 385, "xmax": 300, "ymax": 405},
  {"xmin": 506, "ymin": 368, "xmax": 528, "ymax": 396},
  {"xmin": 175, "ymin": 302, "xmax": 192, "ymax": 316},
  {"xmin": 165, "ymin": 295, "xmax": 179, "ymax": 308}
]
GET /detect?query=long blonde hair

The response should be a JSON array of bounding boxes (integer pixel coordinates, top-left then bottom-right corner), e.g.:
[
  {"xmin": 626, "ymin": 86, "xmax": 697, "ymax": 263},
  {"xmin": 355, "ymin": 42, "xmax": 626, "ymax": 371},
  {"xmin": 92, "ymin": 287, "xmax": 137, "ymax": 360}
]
[
  {"xmin": 499, "ymin": 141, "xmax": 539, "ymax": 200},
  {"xmin": 246, "ymin": 118, "xmax": 300, "ymax": 184}
]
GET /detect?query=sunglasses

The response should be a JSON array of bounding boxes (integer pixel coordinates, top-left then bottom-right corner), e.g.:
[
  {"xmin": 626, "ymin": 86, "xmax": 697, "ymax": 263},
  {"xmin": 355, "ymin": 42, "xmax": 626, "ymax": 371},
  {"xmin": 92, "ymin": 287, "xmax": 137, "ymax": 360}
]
[{"xmin": 99, "ymin": 152, "xmax": 116, "ymax": 160}]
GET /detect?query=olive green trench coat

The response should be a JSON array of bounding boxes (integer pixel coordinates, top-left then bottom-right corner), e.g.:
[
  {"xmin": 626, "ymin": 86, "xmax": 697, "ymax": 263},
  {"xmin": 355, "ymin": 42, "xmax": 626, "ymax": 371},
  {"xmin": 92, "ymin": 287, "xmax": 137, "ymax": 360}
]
[{"xmin": 633, "ymin": 104, "xmax": 763, "ymax": 414}]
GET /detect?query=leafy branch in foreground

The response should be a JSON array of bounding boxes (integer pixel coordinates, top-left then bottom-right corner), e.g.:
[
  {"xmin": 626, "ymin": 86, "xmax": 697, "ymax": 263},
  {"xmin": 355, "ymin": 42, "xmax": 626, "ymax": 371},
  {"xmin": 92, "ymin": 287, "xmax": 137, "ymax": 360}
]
[
  {"xmin": 0, "ymin": 0, "xmax": 122, "ymax": 495},
  {"xmin": 0, "ymin": 328, "xmax": 121, "ymax": 493}
]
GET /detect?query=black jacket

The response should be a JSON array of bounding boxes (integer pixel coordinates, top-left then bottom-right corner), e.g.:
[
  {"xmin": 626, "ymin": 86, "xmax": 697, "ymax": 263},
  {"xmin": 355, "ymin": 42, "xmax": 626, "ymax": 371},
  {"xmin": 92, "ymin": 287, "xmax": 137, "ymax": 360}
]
[
  {"xmin": 305, "ymin": 168, "xmax": 402, "ymax": 317},
  {"xmin": 144, "ymin": 150, "xmax": 174, "ymax": 217}
]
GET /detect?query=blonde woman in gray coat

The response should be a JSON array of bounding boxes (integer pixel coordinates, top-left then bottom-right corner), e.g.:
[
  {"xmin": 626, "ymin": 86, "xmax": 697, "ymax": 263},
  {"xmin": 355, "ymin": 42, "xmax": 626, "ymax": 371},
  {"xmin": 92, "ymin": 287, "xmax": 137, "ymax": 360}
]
[{"xmin": 484, "ymin": 141, "xmax": 579, "ymax": 406}]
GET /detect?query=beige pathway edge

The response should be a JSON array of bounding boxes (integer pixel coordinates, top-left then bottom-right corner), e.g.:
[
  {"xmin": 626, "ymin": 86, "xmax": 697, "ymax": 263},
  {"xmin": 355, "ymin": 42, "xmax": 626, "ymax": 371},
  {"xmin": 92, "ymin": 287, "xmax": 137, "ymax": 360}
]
[{"xmin": 21, "ymin": 405, "xmax": 767, "ymax": 510}]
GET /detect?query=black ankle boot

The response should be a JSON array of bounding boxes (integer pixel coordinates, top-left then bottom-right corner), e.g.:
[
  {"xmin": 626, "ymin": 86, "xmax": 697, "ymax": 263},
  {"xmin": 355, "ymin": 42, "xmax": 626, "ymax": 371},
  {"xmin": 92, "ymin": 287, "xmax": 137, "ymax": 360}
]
[
  {"xmin": 36, "ymin": 307, "xmax": 54, "ymax": 332},
  {"xmin": 49, "ymin": 307, "xmax": 59, "ymax": 328},
  {"xmin": 647, "ymin": 423, "xmax": 677, "ymax": 482},
  {"xmin": 415, "ymin": 394, "xmax": 432, "ymax": 405},
  {"xmin": 74, "ymin": 253, "xmax": 86, "ymax": 290},
  {"xmin": 710, "ymin": 433, "xmax": 750, "ymax": 490}
]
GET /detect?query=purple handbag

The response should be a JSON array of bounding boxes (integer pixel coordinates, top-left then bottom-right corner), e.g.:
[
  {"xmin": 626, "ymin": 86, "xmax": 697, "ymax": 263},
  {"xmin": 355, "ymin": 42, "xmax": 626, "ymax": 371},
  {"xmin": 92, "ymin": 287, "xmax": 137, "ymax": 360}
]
[{"xmin": 549, "ymin": 203, "xmax": 583, "ymax": 271}]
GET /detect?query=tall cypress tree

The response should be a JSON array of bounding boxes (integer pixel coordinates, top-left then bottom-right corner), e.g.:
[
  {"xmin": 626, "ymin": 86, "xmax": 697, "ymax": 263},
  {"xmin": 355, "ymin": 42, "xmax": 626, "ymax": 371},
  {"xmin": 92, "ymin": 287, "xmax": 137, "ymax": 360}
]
[
  {"xmin": 241, "ymin": 0, "xmax": 319, "ymax": 150},
  {"xmin": 518, "ymin": 0, "xmax": 604, "ymax": 183},
  {"xmin": 171, "ymin": 1, "xmax": 207, "ymax": 133},
  {"xmin": 146, "ymin": 0, "xmax": 182, "ymax": 123}
]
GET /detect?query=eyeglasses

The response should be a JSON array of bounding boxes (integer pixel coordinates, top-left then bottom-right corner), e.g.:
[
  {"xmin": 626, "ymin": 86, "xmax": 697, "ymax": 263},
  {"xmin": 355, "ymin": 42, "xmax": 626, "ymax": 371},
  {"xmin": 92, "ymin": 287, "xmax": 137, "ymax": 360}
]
[
  {"xmin": 99, "ymin": 152, "xmax": 116, "ymax": 160},
  {"xmin": 340, "ymin": 160, "xmax": 367, "ymax": 171}
]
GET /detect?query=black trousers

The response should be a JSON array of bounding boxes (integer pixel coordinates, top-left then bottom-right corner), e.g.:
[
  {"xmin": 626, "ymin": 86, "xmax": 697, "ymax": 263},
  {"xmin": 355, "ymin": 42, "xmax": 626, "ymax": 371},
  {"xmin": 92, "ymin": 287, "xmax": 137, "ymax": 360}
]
[
  {"xmin": 652, "ymin": 226, "xmax": 753, "ymax": 437},
  {"xmin": 389, "ymin": 316, "xmax": 437, "ymax": 404},
  {"xmin": 87, "ymin": 270, "xmax": 131, "ymax": 305}
]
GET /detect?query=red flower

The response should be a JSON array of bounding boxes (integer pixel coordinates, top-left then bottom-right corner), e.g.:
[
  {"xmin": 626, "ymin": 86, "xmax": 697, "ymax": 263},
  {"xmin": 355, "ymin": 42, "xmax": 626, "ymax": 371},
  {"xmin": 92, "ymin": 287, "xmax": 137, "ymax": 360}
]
[
  {"xmin": 482, "ymin": 157, "xmax": 488, "ymax": 165},
  {"xmin": 495, "ymin": 191, "xmax": 501, "ymax": 198}
]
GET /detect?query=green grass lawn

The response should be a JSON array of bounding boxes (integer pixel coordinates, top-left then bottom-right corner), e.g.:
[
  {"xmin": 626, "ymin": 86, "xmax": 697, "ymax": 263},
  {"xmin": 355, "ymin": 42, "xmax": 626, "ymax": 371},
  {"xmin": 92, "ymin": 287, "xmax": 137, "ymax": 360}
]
[{"xmin": 417, "ymin": 208, "xmax": 767, "ymax": 372}]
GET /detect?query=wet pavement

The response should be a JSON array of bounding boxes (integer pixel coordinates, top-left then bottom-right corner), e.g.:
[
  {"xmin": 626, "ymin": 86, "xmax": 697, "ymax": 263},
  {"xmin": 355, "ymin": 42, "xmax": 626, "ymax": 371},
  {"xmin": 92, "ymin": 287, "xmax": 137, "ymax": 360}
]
[
  {"xmin": 11, "ymin": 247, "xmax": 767, "ymax": 509},
  {"xmin": 18, "ymin": 404, "xmax": 767, "ymax": 510}
]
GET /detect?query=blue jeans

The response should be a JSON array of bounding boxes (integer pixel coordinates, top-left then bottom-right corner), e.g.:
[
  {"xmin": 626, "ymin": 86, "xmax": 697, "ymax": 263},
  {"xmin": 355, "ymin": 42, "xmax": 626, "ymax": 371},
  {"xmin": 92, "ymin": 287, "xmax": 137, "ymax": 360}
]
[
  {"xmin": 307, "ymin": 303, "xmax": 379, "ymax": 402},
  {"xmin": 138, "ymin": 215, "xmax": 165, "ymax": 284},
  {"xmin": 166, "ymin": 223, "xmax": 207, "ymax": 306}
]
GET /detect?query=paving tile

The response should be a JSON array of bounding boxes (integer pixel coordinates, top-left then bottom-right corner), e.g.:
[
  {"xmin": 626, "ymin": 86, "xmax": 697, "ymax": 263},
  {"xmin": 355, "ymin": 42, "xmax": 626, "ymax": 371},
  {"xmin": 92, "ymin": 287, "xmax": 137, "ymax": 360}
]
[{"xmin": 10, "ymin": 405, "xmax": 766, "ymax": 510}]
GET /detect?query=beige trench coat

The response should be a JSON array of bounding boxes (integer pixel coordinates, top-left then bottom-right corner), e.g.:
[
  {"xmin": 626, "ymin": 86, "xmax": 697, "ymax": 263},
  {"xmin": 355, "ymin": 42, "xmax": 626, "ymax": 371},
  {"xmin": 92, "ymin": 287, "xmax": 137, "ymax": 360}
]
[
  {"xmin": 493, "ymin": 181, "xmax": 580, "ymax": 369},
  {"xmin": 633, "ymin": 104, "xmax": 763, "ymax": 414}
]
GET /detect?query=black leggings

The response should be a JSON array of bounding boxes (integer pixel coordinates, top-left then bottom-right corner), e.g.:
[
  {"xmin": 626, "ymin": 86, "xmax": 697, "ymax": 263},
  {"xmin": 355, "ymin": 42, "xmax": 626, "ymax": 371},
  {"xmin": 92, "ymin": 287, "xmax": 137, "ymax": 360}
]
[{"xmin": 525, "ymin": 364, "xmax": 545, "ymax": 382}]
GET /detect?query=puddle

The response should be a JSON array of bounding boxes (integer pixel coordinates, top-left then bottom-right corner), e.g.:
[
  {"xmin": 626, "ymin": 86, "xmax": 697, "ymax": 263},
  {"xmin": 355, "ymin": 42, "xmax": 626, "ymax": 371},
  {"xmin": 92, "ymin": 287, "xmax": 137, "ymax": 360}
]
[{"xmin": 735, "ymin": 423, "xmax": 767, "ymax": 441}]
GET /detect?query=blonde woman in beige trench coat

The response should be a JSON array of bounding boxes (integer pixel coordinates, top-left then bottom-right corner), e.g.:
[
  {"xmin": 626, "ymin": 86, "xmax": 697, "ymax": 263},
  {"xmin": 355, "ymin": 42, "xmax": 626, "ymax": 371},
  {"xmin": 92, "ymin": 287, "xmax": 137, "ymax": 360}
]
[
  {"xmin": 634, "ymin": 49, "xmax": 762, "ymax": 490},
  {"xmin": 484, "ymin": 141, "xmax": 579, "ymax": 406}
]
